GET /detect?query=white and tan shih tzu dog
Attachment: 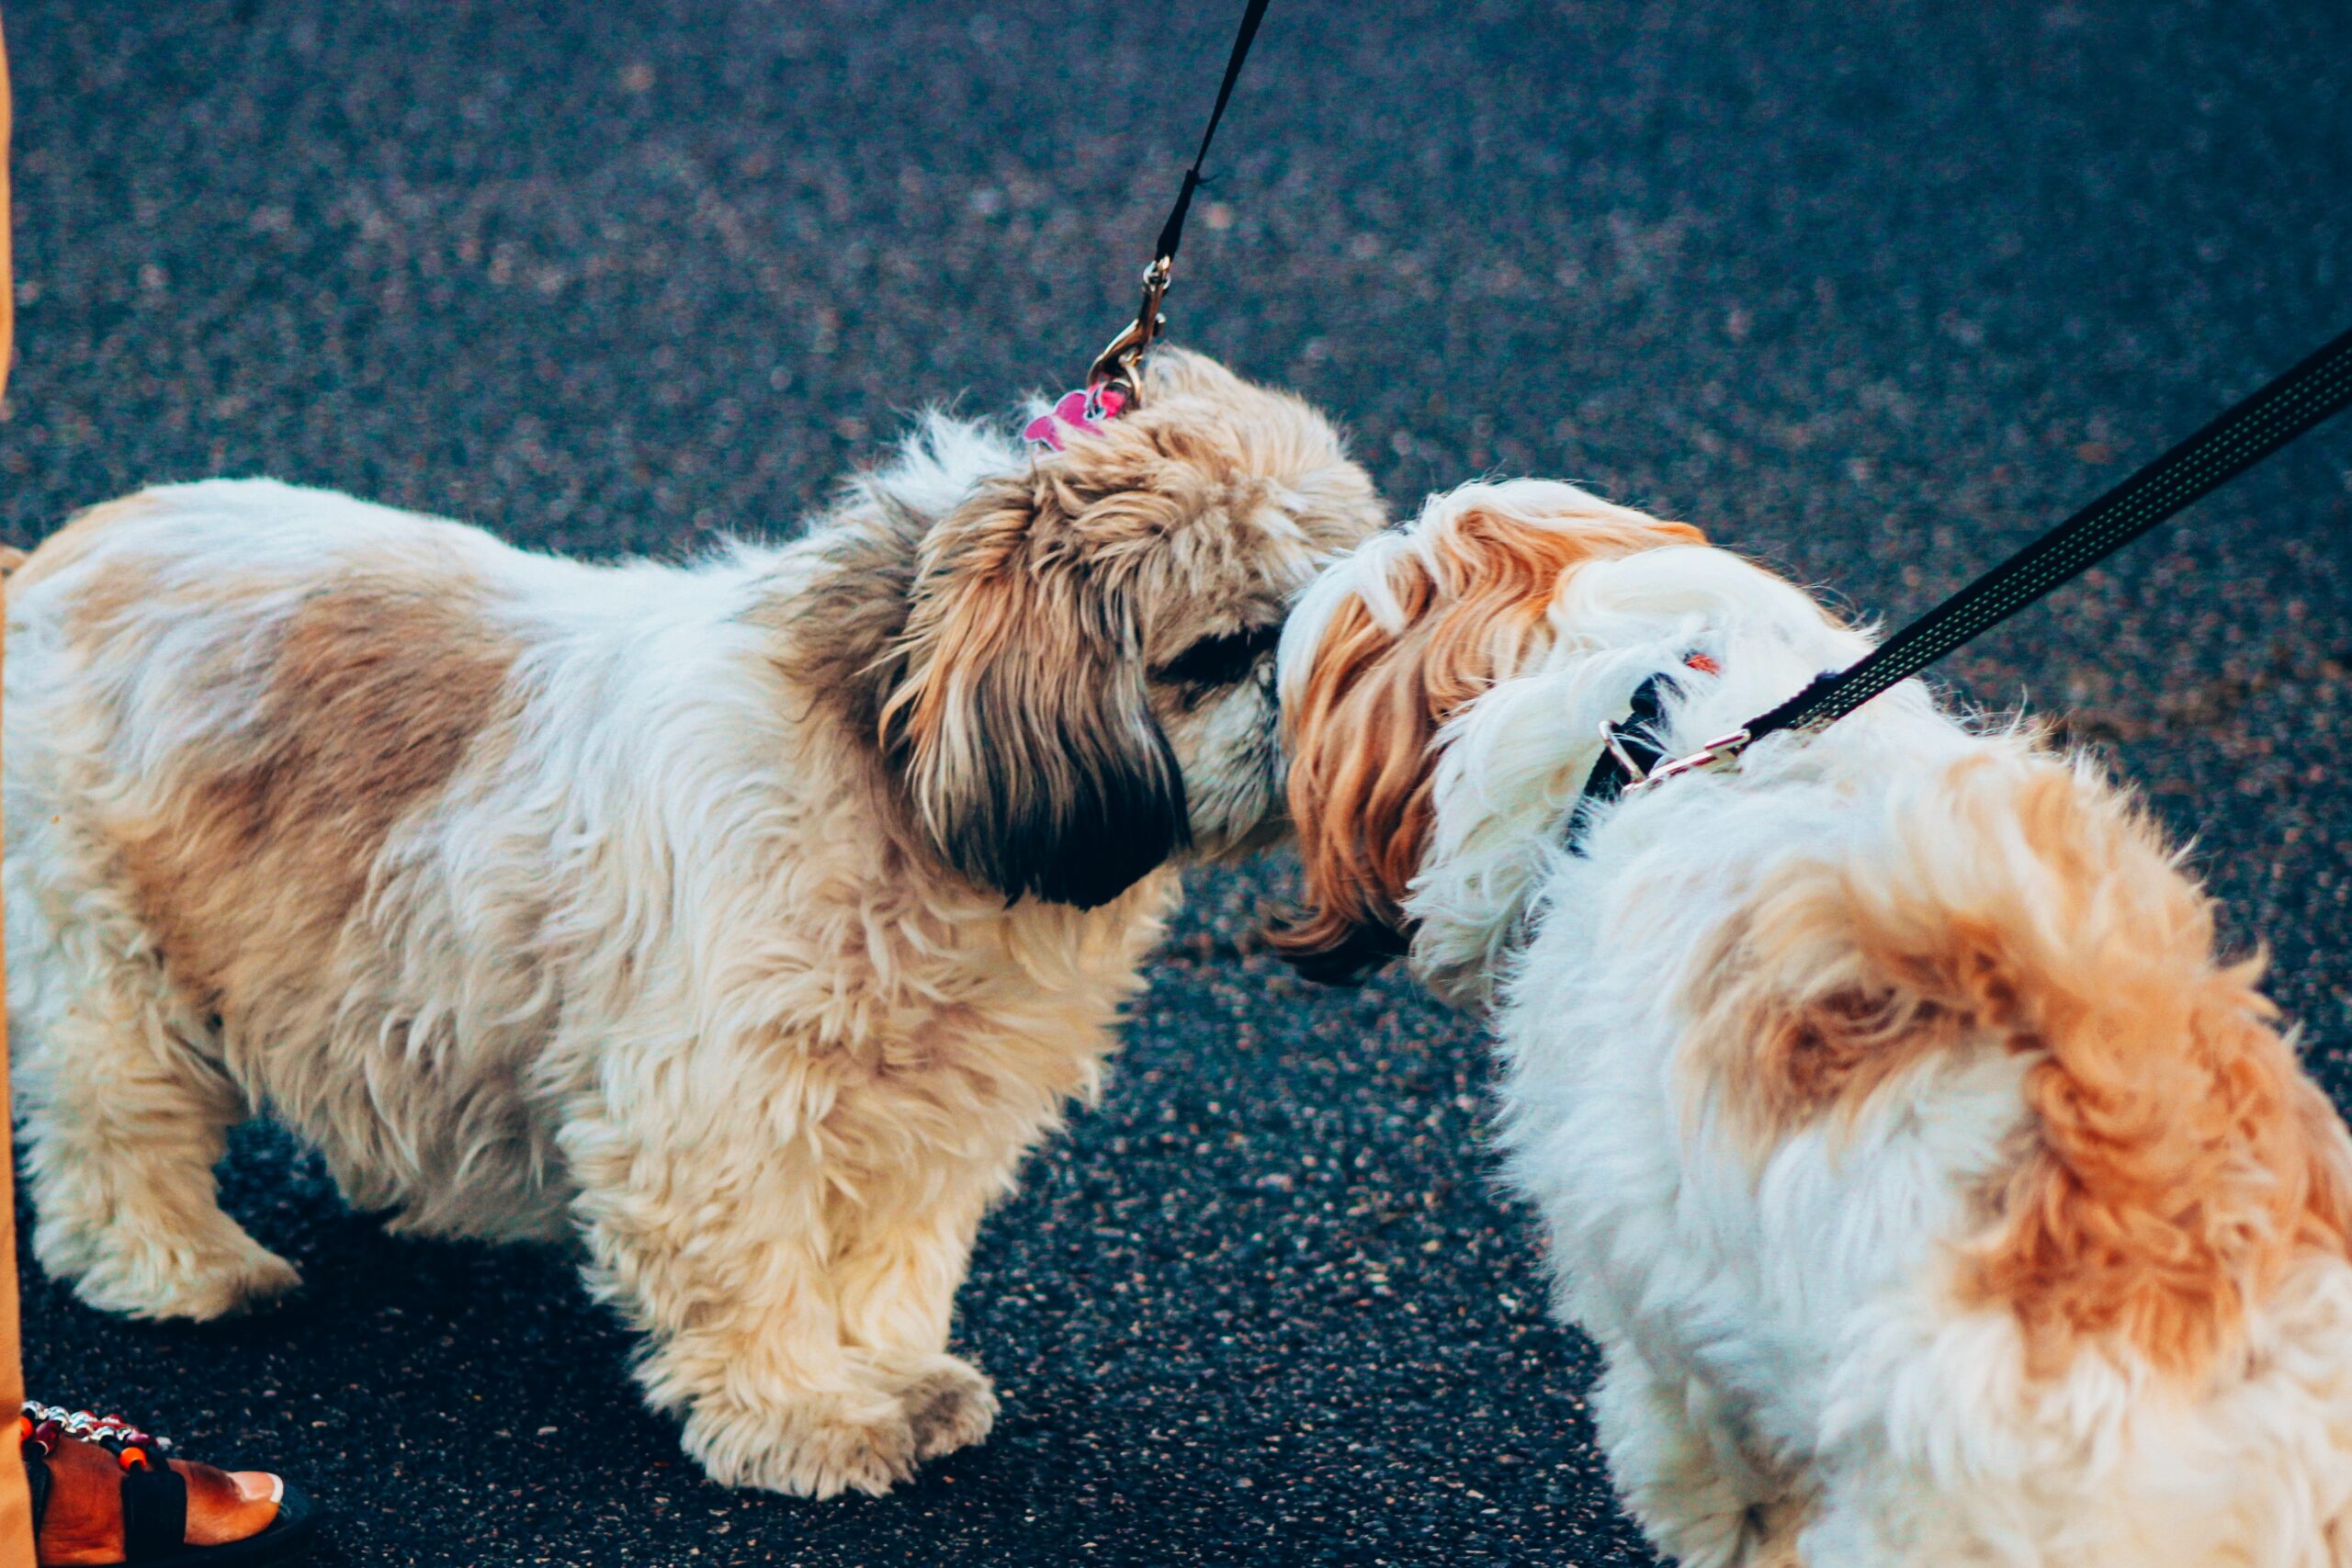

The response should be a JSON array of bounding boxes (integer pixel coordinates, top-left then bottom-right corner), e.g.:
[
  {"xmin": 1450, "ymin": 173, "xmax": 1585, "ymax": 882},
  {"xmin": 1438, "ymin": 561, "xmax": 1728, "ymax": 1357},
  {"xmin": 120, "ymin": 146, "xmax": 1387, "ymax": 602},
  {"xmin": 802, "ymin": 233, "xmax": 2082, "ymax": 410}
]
[
  {"xmin": 1272, "ymin": 478, "xmax": 2352, "ymax": 1565},
  {"xmin": 3, "ymin": 348, "xmax": 1382, "ymax": 1497}
]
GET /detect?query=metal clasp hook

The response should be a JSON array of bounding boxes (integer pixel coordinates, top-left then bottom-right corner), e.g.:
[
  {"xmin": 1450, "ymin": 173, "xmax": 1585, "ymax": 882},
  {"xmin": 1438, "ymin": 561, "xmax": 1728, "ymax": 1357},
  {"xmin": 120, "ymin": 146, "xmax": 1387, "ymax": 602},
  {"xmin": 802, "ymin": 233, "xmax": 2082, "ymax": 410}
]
[
  {"xmin": 1088, "ymin": 255, "xmax": 1172, "ymax": 403},
  {"xmin": 1596, "ymin": 720, "xmax": 1654, "ymax": 788},
  {"xmin": 1622, "ymin": 728, "xmax": 1754, "ymax": 795}
]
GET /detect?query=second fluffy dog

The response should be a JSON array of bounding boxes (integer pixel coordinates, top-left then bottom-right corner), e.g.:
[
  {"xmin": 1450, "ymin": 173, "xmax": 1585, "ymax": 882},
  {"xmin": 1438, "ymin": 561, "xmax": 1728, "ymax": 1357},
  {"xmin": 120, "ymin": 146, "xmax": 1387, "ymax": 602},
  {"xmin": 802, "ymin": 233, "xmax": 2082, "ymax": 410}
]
[
  {"xmin": 1273, "ymin": 478, "xmax": 2352, "ymax": 1564},
  {"xmin": 4, "ymin": 350, "xmax": 1382, "ymax": 1496}
]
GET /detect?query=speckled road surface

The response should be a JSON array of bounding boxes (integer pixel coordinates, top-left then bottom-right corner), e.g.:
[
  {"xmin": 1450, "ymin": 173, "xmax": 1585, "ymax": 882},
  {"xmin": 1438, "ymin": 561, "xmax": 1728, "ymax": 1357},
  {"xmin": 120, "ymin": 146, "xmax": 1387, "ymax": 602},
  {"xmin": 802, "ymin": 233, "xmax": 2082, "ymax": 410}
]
[{"xmin": 4, "ymin": 1, "xmax": 2349, "ymax": 1562}]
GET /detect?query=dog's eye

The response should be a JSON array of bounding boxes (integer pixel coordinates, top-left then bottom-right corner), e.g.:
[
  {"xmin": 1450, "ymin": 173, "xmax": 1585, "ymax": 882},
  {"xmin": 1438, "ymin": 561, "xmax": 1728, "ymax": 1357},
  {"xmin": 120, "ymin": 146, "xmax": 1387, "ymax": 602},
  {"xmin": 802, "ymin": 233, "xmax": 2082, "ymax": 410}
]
[{"xmin": 1158, "ymin": 623, "xmax": 1282, "ymax": 687}]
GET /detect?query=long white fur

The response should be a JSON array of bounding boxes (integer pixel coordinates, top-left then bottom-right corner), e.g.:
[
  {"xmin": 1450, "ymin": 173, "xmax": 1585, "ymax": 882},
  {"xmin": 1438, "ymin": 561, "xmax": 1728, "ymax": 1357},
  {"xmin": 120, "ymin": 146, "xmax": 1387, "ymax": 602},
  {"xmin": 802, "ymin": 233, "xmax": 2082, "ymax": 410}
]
[{"xmin": 1279, "ymin": 478, "xmax": 2352, "ymax": 1565}]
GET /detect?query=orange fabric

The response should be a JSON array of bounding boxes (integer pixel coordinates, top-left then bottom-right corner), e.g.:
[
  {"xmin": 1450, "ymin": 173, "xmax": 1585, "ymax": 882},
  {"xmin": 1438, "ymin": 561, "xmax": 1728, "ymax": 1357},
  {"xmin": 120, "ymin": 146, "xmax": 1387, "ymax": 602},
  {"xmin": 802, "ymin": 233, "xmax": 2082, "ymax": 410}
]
[{"xmin": 0, "ymin": 10, "xmax": 36, "ymax": 1566}]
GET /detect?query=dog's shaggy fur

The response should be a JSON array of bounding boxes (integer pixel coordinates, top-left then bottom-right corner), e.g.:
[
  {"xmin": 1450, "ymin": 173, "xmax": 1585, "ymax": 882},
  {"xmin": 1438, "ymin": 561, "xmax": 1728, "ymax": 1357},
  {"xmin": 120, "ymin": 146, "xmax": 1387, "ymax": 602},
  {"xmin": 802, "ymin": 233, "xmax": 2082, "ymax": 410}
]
[
  {"xmin": 1273, "ymin": 479, "xmax": 2352, "ymax": 1564},
  {"xmin": 3, "ymin": 350, "xmax": 1382, "ymax": 1497}
]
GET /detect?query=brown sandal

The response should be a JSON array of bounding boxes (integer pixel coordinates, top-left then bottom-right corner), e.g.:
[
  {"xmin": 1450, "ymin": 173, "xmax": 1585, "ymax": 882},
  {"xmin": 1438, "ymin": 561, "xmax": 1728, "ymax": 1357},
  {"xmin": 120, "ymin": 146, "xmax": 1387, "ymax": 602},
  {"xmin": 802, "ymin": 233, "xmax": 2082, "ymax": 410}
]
[{"xmin": 20, "ymin": 1404, "xmax": 320, "ymax": 1566}]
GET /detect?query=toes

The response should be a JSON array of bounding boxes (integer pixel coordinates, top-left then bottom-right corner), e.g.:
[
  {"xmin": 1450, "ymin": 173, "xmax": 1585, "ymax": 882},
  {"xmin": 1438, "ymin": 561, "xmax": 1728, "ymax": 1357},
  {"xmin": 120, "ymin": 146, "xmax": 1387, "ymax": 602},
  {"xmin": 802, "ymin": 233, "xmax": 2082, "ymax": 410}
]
[
  {"xmin": 71, "ymin": 1242, "xmax": 300, "ymax": 1322},
  {"xmin": 674, "ymin": 1359, "xmax": 999, "ymax": 1495},
  {"xmin": 897, "ymin": 1358, "xmax": 998, "ymax": 1461},
  {"xmin": 821, "ymin": 1423, "xmax": 921, "ymax": 1498},
  {"xmin": 175, "ymin": 1461, "xmax": 285, "ymax": 1548},
  {"xmin": 682, "ymin": 1394, "xmax": 919, "ymax": 1498}
]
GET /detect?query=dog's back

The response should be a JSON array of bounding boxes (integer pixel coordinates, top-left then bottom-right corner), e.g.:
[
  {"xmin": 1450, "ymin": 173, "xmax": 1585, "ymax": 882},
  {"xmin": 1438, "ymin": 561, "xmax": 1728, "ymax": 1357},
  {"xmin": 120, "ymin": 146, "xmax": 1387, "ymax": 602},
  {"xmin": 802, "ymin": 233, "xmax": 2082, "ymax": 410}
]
[
  {"xmin": 1267, "ymin": 479, "xmax": 2352, "ymax": 1562},
  {"xmin": 1506, "ymin": 736, "xmax": 2352, "ymax": 1565},
  {"xmin": 1265, "ymin": 479, "xmax": 2352, "ymax": 1559},
  {"xmin": 4, "ymin": 479, "xmax": 610, "ymax": 1256}
]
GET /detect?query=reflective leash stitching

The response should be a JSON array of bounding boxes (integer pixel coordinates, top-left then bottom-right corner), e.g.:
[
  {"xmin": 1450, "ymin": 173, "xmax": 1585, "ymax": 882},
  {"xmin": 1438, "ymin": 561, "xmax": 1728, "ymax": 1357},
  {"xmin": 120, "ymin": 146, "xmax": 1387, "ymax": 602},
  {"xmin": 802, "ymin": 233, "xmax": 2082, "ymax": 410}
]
[{"xmin": 1594, "ymin": 324, "xmax": 2352, "ymax": 807}]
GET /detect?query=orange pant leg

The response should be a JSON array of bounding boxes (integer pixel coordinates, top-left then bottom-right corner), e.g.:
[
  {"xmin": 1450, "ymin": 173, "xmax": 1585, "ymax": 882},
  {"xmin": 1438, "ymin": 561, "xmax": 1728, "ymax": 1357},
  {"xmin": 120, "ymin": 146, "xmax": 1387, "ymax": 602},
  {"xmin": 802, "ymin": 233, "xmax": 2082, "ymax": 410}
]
[{"xmin": 0, "ymin": 7, "xmax": 37, "ymax": 1563}]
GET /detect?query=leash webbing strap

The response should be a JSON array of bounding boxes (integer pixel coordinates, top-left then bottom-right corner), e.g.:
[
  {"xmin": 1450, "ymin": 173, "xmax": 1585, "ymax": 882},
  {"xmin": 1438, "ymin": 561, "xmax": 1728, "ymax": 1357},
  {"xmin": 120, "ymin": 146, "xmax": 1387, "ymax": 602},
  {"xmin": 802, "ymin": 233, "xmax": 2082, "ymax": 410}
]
[
  {"xmin": 1086, "ymin": 0, "xmax": 1274, "ymax": 392},
  {"xmin": 1745, "ymin": 322, "xmax": 2352, "ymax": 743},
  {"xmin": 1154, "ymin": 0, "xmax": 1273, "ymax": 268}
]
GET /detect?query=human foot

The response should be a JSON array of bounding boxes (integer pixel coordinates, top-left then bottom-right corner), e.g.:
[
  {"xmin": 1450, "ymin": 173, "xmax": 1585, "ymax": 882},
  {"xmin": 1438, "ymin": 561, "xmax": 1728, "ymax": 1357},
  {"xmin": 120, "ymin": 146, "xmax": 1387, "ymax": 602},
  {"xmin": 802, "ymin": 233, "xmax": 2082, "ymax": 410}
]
[{"xmin": 21, "ymin": 1404, "xmax": 319, "ymax": 1565}]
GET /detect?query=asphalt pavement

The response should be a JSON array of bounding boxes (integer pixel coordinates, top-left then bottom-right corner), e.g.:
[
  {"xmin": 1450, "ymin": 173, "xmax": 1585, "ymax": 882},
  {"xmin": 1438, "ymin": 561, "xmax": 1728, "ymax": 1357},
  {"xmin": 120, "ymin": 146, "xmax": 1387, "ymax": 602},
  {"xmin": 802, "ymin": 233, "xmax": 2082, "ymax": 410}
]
[{"xmin": 5, "ymin": 1, "xmax": 2350, "ymax": 1562}]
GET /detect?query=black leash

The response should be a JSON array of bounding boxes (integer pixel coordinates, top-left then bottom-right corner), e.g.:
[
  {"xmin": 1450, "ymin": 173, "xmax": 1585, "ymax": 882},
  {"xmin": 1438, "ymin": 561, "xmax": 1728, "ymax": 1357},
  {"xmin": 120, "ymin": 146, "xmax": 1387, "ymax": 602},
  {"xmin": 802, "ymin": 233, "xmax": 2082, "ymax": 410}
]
[
  {"xmin": 1087, "ymin": 0, "xmax": 1275, "ymax": 398},
  {"xmin": 1585, "ymin": 323, "xmax": 2352, "ymax": 818},
  {"xmin": 1155, "ymin": 0, "xmax": 1272, "ymax": 269},
  {"xmin": 1750, "ymin": 324, "xmax": 2352, "ymax": 743}
]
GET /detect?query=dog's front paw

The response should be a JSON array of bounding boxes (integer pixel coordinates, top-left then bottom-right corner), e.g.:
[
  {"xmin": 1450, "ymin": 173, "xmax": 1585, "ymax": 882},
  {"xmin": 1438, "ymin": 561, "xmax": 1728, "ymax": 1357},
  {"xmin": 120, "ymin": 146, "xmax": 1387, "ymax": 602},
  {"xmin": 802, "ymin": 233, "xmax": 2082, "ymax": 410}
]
[
  {"xmin": 681, "ymin": 1390, "xmax": 919, "ymax": 1498},
  {"xmin": 890, "ymin": 1354, "xmax": 998, "ymax": 1461},
  {"xmin": 45, "ymin": 1226, "xmax": 301, "ymax": 1323}
]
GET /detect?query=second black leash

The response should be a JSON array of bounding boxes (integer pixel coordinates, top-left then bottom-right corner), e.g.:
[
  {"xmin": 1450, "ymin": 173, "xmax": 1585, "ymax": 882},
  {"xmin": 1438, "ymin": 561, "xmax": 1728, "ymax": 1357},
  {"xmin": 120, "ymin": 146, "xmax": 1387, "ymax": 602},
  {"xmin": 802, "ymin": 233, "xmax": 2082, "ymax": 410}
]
[
  {"xmin": 1607, "ymin": 322, "xmax": 2352, "ymax": 796},
  {"xmin": 1087, "ymin": 0, "xmax": 1275, "ymax": 400}
]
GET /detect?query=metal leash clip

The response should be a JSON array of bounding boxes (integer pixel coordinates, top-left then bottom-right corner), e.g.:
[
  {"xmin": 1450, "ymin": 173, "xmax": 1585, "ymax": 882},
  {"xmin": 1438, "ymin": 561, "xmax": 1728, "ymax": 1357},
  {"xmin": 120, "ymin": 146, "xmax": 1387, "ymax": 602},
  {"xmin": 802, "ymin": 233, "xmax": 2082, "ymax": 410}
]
[
  {"xmin": 1595, "ymin": 721, "xmax": 1654, "ymax": 788},
  {"xmin": 1088, "ymin": 255, "xmax": 1173, "ymax": 405},
  {"xmin": 1621, "ymin": 728, "xmax": 1753, "ymax": 795}
]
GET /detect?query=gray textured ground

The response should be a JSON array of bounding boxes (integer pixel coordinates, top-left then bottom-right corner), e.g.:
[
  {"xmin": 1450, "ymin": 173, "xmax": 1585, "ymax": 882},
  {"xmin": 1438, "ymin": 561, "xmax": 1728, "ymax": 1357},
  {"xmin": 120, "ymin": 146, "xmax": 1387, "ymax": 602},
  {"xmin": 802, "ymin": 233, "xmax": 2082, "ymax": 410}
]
[{"xmin": 4, "ymin": 0, "xmax": 2349, "ymax": 1562}]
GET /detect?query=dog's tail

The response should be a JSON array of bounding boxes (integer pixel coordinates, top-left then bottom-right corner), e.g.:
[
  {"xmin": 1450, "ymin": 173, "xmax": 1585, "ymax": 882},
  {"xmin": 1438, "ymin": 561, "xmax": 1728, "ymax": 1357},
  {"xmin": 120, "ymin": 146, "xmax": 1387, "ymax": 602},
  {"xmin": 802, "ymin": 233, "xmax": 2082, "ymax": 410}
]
[{"xmin": 1687, "ymin": 744, "xmax": 2352, "ymax": 1382}]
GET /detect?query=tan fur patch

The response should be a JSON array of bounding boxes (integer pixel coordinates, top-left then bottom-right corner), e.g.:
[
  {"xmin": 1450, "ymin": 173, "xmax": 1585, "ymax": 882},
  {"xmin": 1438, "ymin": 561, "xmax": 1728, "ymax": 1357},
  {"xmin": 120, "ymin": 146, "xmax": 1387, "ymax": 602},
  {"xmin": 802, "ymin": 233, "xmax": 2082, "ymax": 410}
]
[
  {"xmin": 115, "ymin": 578, "xmax": 519, "ymax": 1011},
  {"xmin": 1693, "ymin": 755, "xmax": 2352, "ymax": 1381},
  {"xmin": 11, "ymin": 493, "xmax": 164, "ymax": 594},
  {"xmin": 1967, "ymin": 771, "xmax": 2352, "ymax": 1380},
  {"xmin": 1971, "ymin": 922, "xmax": 2352, "ymax": 1380},
  {"xmin": 1274, "ymin": 502, "xmax": 1703, "ymax": 976},
  {"xmin": 1688, "ymin": 901, "xmax": 1973, "ymax": 1155},
  {"xmin": 1747, "ymin": 1495, "xmax": 1815, "ymax": 1568}
]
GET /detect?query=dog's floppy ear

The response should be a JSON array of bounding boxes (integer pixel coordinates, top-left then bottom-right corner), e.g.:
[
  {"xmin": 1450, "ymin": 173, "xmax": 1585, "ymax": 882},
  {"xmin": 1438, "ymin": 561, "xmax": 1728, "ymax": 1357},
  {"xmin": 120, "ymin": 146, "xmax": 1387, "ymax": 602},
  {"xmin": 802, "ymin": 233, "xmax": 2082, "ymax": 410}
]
[
  {"xmin": 1270, "ymin": 547, "xmax": 1449, "ymax": 984},
  {"xmin": 879, "ymin": 477, "xmax": 1190, "ymax": 908},
  {"xmin": 1273, "ymin": 493, "xmax": 1705, "ymax": 983}
]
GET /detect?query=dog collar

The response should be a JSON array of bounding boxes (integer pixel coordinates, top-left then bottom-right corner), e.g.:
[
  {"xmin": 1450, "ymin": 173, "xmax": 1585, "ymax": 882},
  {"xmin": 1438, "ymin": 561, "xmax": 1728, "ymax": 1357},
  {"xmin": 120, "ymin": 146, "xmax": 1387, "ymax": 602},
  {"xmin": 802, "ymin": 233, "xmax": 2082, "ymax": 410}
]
[
  {"xmin": 1023, "ymin": 383, "xmax": 1130, "ymax": 451},
  {"xmin": 1566, "ymin": 652, "xmax": 1720, "ymax": 855}
]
